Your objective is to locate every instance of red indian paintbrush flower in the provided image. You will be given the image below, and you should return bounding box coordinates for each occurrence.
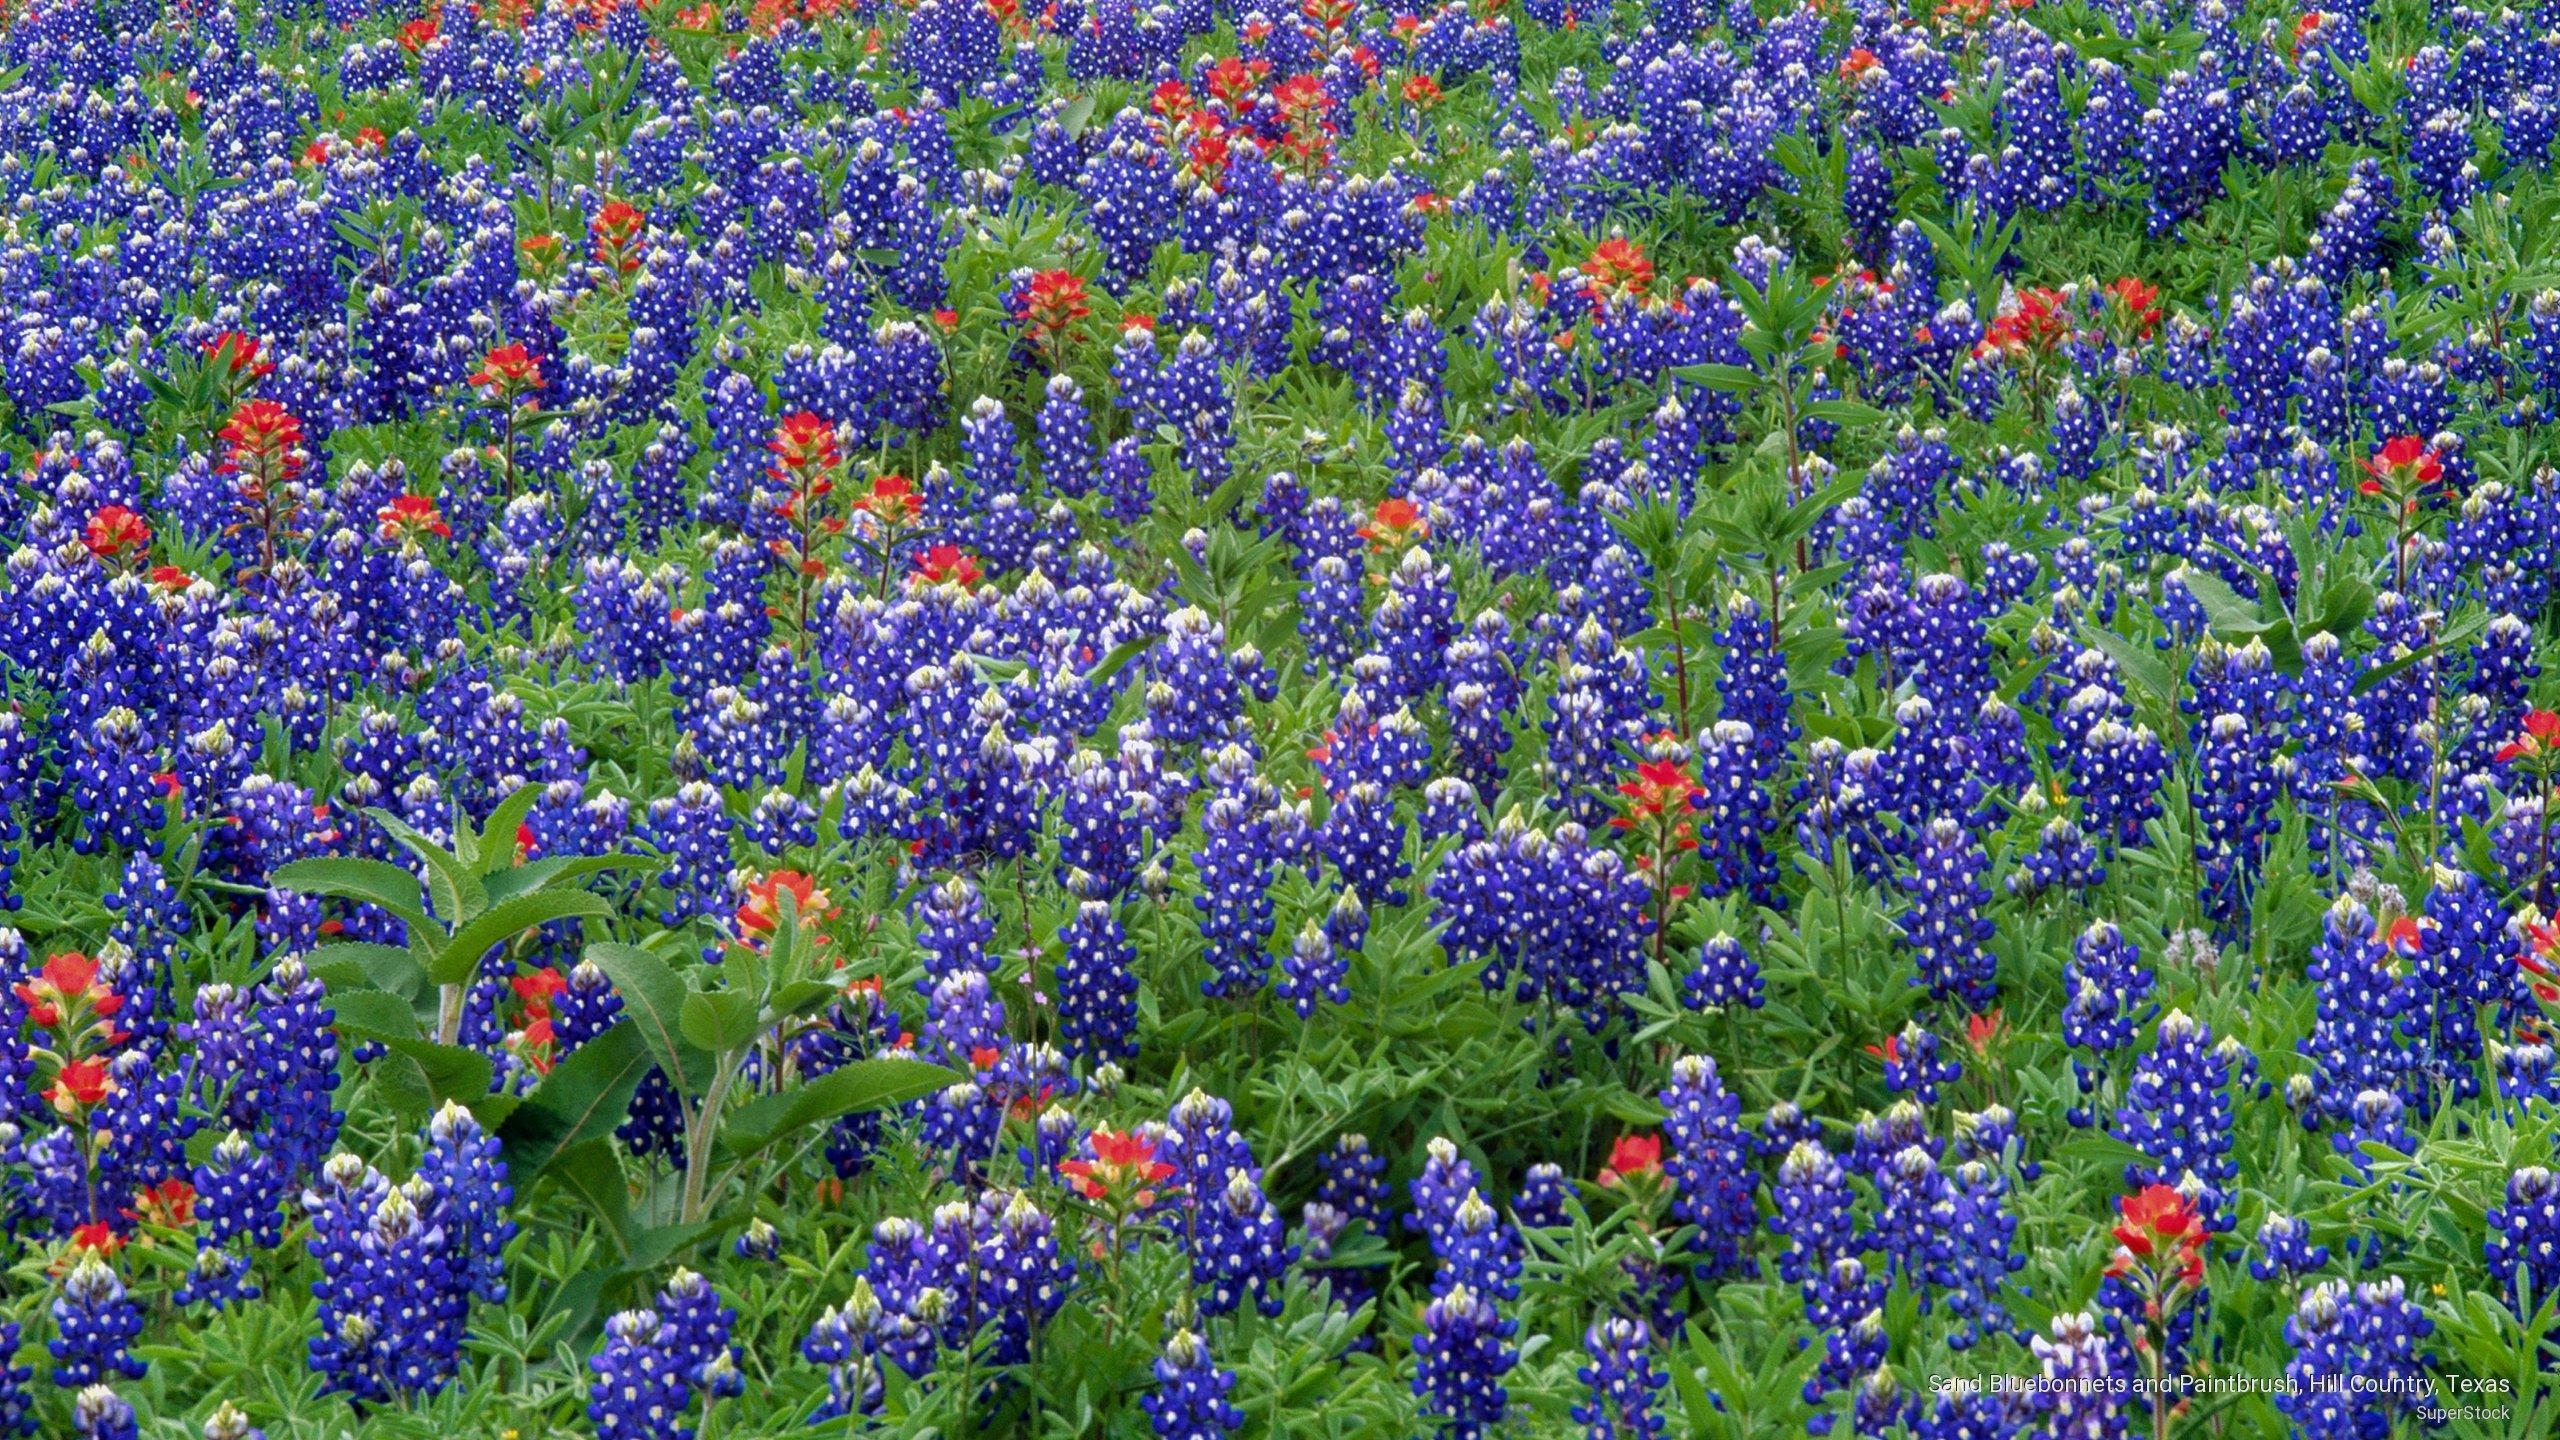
[376,494,451,543]
[46,1055,113,1114]
[14,952,124,1030]
[218,399,306,479]
[853,473,922,527]
[1581,236,1655,303]
[1615,758,1701,820]
[1014,269,1092,349]
[2107,1183,2207,1286]
[201,330,271,382]
[1059,1128,1177,1206]
[83,506,150,561]
[2105,277,2162,336]
[2499,709,2560,765]
[736,870,839,936]
[910,544,983,588]
[469,342,543,398]
[770,412,841,474]
[1358,497,1427,549]
[591,199,648,274]
[1596,1133,1663,1187]
[2360,435,2442,495]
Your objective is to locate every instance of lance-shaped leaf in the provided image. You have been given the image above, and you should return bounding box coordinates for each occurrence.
[364,807,488,922]
[716,1058,956,1156]
[269,858,437,938]
[584,941,710,1095]
[500,1023,652,1178]
[426,889,615,986]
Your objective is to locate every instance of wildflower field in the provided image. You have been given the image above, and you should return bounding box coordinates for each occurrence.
[10,0,2560,1433]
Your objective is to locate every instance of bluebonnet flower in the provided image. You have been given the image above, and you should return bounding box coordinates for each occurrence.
[802,1282,888,1425]
[0,1320,29,1438]
[1277,918,1349,1017]
[2277,1278,2436,1440]
[2061,920,2154,1120]
[1413,1283,1517,1440]
[1682,932,1763,1013]
[2192,711,2287,934]
[2253,1213,2331,1282]
[2299,896,2413,1127]
[70,1387,135,1440]
[50,1254,147,1387]
[1900,817,1998,1008]
[2489,1167,2560,1309]
[1513,1163,1575,1230]
[588,1309,699,1440]
[1057,900,1139,1061]
[2116,1011,2239,1230]
[302,1103,512,1403]
[1318,1134,1391,1227]
[1874,1022,1963,1105]
[1661,1055,1757,1280]
[1772,1140,1857,1285]
[1144,1326,1244,1440]
[1574,1316,1668,1440]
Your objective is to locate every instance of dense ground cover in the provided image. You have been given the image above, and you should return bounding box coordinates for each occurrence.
[4,0,2560,1433]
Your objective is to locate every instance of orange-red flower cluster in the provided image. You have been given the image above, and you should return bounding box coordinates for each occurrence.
[1058,1128,1177,1206]
[2107,1183,2206,1286]
[376,494,452,544]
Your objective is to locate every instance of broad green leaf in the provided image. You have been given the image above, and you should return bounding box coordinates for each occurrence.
[375,1036,497,1111]
[500,1023,652,1178]
[1671,362,1760,393]
[304,942,425,999]
[717,1058,955,1155]
[2079,625,2177,709]
[329,986,425,1043]
[680,988,764,1055]
[2174,568,2276,636]
[585,942,709,1094]
[363,807,488,922]
[482,852,655,904]
[269,858,436,935]
[474,783,547,876]
[428,889,615,987]
[1082,632,1162,689]
[546,1139,635,1259]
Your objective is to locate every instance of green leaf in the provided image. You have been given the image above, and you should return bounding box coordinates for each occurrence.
[428,889,615,987]
[304,942,425,998]
[482,852,655,904]
[329,986,425,1042]
[1799,398,1888,426]
[2173,568,2275,636]
[1671,362,1761,393]
[363,807,488,923]
[2080,625,2178,709]
[375,1037,497,1111]
[500,1023,652,1178]
[680,988,764,1055]
[585,942,709,1095]
[546,1139,635,1260]
[1082,632,1162,689]
[765,978,842,1022]
[717,1058,956,1155]
[474,783,547,876]
[269,857,435,935]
